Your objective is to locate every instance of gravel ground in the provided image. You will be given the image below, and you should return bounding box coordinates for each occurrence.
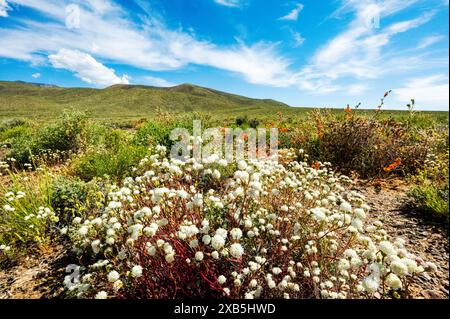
[355,179,449,299]
[0,245,70,299]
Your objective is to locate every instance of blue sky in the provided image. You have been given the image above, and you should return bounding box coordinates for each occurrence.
[0,0,448,110]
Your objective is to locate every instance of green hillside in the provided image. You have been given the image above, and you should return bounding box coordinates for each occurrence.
[0,81,291,121]
[1,81,448,125]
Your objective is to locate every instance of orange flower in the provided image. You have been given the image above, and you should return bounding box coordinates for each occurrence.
[383,158,402,172]
[345,104,351,113]
[312,161,321,170]
[316,118,324,140]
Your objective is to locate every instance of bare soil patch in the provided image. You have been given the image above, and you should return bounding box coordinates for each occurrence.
[354,178,449,299]
[0,244,72,299]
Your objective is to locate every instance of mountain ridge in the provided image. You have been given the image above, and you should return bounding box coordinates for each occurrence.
[0,80,291,120]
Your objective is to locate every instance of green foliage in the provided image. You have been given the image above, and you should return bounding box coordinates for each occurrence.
[408,185,449,221]
[133,120,175,148]
[0,124,32,143]
[7,110,87,165]
[236,116,247,126]
[407,151,449,224]
[248,118,261,129]
[0,119,28,133]
[0,81,290,121]
[51,176,99,222]
[36,110,86,152]
[70,137,148,181]
[133,113,214,149]
[0,168,58,260]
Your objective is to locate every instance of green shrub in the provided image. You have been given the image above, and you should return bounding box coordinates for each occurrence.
[0,119,27,133]
[248,118,260,129]
[133,121,176,148]
[82,122,111,148]
[0,168,58,261]
[284,111,433,177]
[5,129,36,165]
[7,110,86,166]
[70,144,148,181]
[235,116,247,126]
[0,124,32,143]
[51,176,90,221]
[407,151,449,224]
[35,110,86,152]
[408,185,449,222]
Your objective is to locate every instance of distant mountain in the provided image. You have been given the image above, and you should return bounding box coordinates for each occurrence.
[0,81,291,120]
[14,81,59,88]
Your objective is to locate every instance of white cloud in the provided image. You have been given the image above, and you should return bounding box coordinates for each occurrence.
[49,48,129,87]
[8,0,67,19]
[0,0,446,104]
[279,3,304,21]
[214,0,240,8]
[85,0,116,13]
[171,40,295,87]
[292,31,305,47]
[394,74,449,109]
[295,0,440,94]
[386,11,435,34]
[417,35,445,49]
[31,72,41,79]
[0,0,10,17]
[347,84,369,94]
[140,76,175,87]
[328,0,420,21]
[0,0,294,87]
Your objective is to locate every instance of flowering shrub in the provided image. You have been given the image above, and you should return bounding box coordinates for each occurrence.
[0,166,59,261]
[64,146,436,299]
[0,160,9,176]
[7,110,86,166]
[279,110,435,178]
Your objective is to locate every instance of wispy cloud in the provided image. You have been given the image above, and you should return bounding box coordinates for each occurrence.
[279,3,304,21]
[294,1,440,94]
[0,0,294,87]
[291,30,305,47]
[0,0,10,17]
[394,74,449,109]
[327,0,419,21]
[139,76,176,87]
[0,0,446,100]
[347,84,369,94]
[49,48,129,87]
[31,72,41,79]
[417,35,445,49]
[214,0,240,8]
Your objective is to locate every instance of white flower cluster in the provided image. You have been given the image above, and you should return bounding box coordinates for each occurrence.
[65,146,436,299]
[0,189,59,252]
[0,161,9,176]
